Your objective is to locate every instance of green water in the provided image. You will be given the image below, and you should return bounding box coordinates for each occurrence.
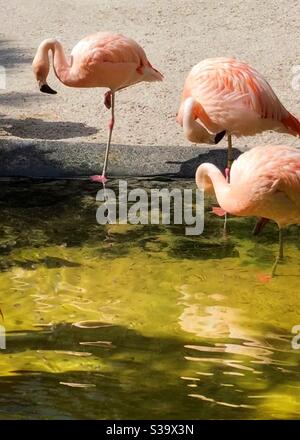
[0,179,299,420]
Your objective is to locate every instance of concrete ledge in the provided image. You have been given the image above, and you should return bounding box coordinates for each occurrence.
[0,139,242,179]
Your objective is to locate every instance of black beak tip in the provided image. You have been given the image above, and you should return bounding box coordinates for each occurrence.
[40,84,57,95]
[214,130,226,144]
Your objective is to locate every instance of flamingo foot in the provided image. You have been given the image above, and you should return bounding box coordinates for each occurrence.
[212,206,227,217]
[104,91,112,109]
[90,174,108,184]
[257,273,272,284]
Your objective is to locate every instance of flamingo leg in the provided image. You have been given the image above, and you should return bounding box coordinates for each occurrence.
[227,134,233,170]
[223,165,231,238]
[278,228,284,259]
[213,165,230,237]
[222,135,234,237]
[91,91,115,184]
[223,212,228,238]
[102,91,115,178]
[271,228,284,277]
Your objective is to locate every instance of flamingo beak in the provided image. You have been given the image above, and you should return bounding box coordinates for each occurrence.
[214,130,226,144]
[40,83,57,94]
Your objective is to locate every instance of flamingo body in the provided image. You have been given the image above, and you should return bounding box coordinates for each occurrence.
[196,144,300,275]
[70,32,162,89]
[196,144,300,227]
[177,58,300,143]
[32,32,163,180]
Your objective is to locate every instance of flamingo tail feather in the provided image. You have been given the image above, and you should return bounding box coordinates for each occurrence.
[282,113,300,136]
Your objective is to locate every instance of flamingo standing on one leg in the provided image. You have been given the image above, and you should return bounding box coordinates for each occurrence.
[177,58,300,169]
[195,144,300,276]
[32,32,163,183]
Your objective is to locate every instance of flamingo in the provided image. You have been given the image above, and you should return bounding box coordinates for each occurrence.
[177,58,300,169]
[195,144,300,276]
[32,32,163,183]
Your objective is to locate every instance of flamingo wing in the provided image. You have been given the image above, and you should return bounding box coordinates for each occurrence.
[231,145,300,211]
[73,33,143,67]
[275,149,300,208]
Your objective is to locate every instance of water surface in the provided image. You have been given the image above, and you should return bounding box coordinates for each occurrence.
[0,179,299,419]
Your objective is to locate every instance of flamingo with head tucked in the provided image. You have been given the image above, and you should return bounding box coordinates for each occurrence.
[196,144,300,276]
[32,32,163,183]
[177,58,300,169]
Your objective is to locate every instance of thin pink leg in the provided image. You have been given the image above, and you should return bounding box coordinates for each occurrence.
[222,152,232,235]
[212,136,232,235]
[91,91,115,184]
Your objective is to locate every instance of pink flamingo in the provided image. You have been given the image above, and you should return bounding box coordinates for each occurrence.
[32,32,163,183]
[177,58,300,169]
[195,144,300,276]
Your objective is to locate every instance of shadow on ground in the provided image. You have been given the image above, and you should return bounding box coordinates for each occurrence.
[0,136,242,178]
[1,116,98,139]
[0,39,32,69]
[165,147,241,178]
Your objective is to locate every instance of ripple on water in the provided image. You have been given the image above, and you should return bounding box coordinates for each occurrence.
[59,382,96,388]
[72,321,116,329]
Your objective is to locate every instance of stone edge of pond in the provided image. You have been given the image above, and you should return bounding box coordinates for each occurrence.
[0,138,245,178]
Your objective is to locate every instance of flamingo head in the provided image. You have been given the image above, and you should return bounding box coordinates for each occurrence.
[32,40,57,94]
[195,164,215,196]
[182,97,218,145]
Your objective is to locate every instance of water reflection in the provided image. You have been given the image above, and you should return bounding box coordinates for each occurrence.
[178,285,300,416]
[0,179,299,419]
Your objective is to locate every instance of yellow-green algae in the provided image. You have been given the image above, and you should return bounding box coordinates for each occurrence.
[0,179,299,419]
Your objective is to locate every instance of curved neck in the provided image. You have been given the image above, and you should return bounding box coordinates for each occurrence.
[38,39,73,86]
[183,97,208,143]
[196,163,236,213]
[183,97,215,144]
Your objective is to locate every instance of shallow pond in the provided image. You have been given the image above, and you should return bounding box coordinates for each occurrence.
[0,179,299,419]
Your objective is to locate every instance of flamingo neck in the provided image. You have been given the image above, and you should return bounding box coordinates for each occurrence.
[183,97,209,143]
[196,163,237,213]
[39,39,73,86]
[182,97,218,144]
